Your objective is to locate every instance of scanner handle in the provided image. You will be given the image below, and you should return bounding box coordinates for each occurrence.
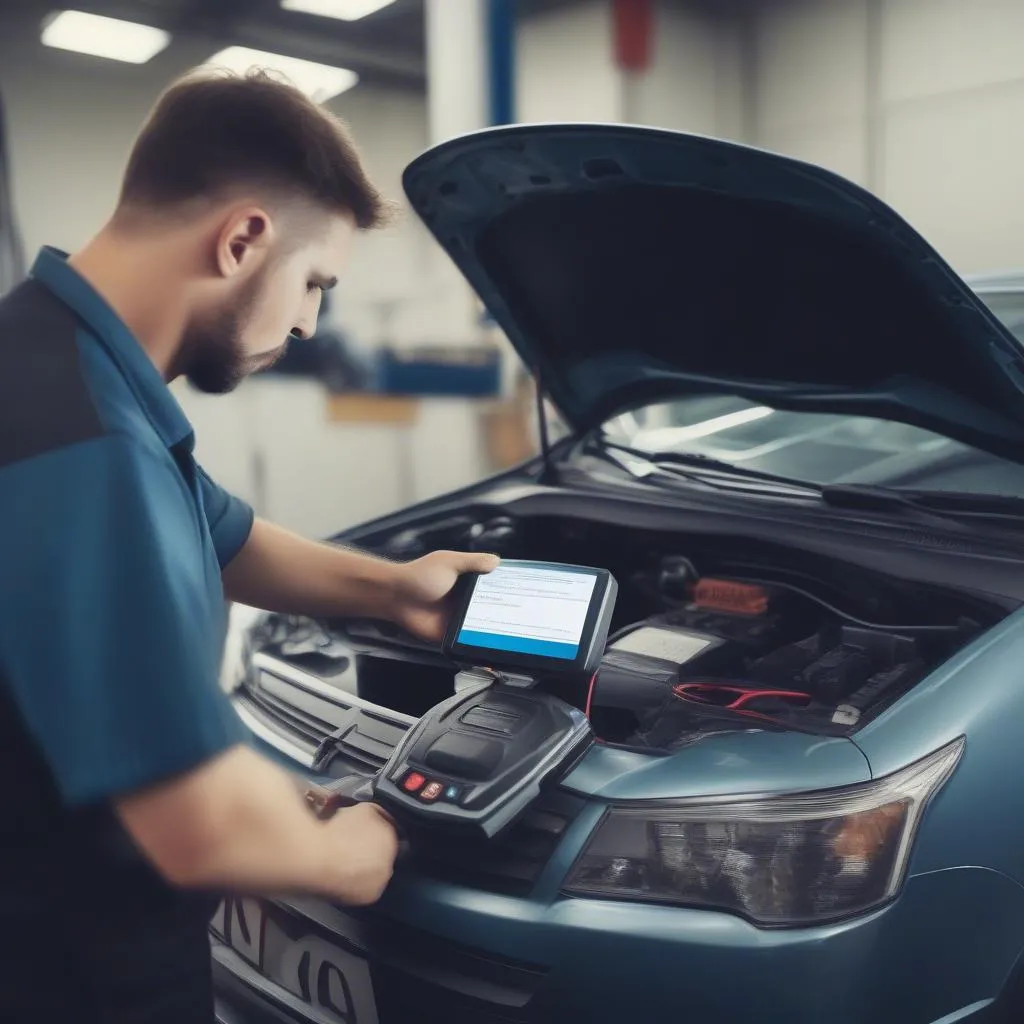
[304,774,376,818]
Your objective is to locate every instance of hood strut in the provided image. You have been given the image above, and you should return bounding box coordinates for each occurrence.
[534,367,555,482]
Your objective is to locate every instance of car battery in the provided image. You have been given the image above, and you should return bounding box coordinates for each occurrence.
[589,580,792,720]
[590,623,733,718]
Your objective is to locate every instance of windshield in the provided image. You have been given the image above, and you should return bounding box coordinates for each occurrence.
[603,286,1024,497]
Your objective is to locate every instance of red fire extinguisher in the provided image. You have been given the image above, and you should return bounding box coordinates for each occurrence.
[612,0,654,73]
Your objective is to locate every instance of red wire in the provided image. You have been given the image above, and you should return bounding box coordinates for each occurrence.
[585,672,597,720]
[673,683,810,710]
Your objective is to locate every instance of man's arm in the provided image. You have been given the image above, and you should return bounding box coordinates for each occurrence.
[221,518,403,619]
[222,518,498,642]
[0,435,396,902]
[117,745,396,904]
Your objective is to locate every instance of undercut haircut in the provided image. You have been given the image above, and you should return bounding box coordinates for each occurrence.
[118,67,391,229]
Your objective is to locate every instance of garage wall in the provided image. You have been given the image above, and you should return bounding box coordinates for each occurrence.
[0,14,491,537]
[516,0,622,121]
[0,16,463,350]
[749,0,1024,274]
[631,0,746,139]
[517,0,743,136]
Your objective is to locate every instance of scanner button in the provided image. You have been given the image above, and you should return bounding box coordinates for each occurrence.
[424,733,504,780]
[420,781,444,802]
[461,704,522,735]
[402,771,426,794]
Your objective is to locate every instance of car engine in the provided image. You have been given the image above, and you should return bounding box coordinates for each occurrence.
[588,574,938,748]
[236,508,999,753]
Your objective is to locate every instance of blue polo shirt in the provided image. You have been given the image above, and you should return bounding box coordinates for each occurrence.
[0,248,258,1019]
[0,247,252,814]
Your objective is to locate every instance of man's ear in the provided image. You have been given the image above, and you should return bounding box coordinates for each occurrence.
[214,206,277,279]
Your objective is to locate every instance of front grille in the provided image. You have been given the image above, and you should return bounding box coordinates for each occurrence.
[325,708,408,774]
[372,964,540,1024]
[233,655,416,772]
[238,685,334,750]
[406,789,585,897]
[358,907,549,1024]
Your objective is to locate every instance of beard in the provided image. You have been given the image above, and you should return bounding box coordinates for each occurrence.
[182,271,290,395]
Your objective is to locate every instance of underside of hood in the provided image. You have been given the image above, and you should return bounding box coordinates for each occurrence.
[403,124,1024,463]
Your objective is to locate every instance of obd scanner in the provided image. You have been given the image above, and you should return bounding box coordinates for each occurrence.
[372,560,617,840]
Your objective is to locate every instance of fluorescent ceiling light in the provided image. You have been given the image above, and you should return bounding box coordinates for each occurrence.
[41,10,170,64]
[204,46,358,103]
[281,0,398,21]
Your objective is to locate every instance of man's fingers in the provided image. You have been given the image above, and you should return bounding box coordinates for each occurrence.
[450,551,500,574]
[368,802,398,828]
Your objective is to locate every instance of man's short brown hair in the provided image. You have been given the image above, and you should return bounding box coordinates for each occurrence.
[118,68,391,229]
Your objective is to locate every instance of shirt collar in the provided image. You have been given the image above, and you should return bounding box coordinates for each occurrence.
[30,246,193,450]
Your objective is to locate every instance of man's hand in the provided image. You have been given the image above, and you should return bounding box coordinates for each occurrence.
[321,803,400,905]
[391,550,499,642]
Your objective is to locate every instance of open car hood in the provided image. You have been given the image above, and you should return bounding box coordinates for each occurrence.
[403,124,1024,463]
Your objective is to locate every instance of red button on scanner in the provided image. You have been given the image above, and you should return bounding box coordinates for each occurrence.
[420,781,444,802]
[402,772,426,794]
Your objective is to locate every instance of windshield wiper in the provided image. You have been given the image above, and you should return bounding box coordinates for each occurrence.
[599,439,821,495]
[593,439,1024,529]
[823,484,1024,526]
[594,443,1024,531]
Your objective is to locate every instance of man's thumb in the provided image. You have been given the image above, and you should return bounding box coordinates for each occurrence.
[454,551,500,574]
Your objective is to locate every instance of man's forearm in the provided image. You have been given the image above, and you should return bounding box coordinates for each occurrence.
[117,746,397,903]
[118,746,334,893]
[222,518,401,620]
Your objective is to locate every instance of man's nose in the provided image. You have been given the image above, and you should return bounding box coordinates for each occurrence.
[292,295,322,341]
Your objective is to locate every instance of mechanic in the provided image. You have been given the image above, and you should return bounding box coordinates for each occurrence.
[0,69,497,1023]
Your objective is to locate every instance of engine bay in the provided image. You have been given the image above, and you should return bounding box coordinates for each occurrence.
[254,508,1006,752]
[588,577,946,748]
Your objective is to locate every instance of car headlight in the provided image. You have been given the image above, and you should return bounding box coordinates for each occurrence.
[563,737,963,927]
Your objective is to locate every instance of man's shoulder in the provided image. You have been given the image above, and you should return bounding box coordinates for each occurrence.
[0,279,107,469]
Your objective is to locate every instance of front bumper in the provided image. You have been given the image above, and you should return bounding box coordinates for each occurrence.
[212,863,1024,1024]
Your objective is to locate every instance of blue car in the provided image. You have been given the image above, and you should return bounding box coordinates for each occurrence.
[211,124,1024,1024]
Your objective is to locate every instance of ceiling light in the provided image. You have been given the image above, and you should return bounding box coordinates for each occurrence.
[41,10,170,64]
[281,0,398,21]
[204,46,358,103]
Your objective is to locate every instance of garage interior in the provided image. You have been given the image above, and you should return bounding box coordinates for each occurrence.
[2,0,1021,539]
[3,2,1024,1023]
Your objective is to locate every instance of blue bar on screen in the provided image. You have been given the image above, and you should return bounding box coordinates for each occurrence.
[457,629,579,660]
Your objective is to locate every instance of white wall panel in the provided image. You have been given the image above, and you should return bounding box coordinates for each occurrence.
[881,0,1024,104]
[750,0,1024,274]
[247,380,407,536]
[753,0,868,137]
[881,84,1024,273]
[764,120,869,185]
[516,1,622,123]
[634,2,721,134]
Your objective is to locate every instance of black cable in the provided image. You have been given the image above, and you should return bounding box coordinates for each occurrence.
[718,574,960,634]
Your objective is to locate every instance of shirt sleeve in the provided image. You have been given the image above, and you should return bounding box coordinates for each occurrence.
[0,434,248,807]
[196,464,254,568]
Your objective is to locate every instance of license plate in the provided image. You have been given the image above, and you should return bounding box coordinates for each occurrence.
[213,897,379,1024]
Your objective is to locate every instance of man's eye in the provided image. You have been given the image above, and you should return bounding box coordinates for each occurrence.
[307,282,321,293]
